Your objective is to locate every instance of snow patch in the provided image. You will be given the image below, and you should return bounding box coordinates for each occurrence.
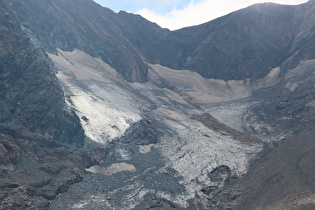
[149,64,253,104]
[86,163,136,176]
[49,49,142,144]
[285,59,315,80]
[139,144,156,154]
[252,67,281,90]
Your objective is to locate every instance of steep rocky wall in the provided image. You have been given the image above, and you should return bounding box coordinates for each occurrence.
[4,0,148,83]
[0,0,84,145]
[0,2,92,208]
[5,0,315,83]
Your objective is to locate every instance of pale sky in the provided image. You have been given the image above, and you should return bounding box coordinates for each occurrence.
[93,0,309,30]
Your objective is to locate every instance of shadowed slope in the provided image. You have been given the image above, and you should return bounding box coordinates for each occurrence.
[0,0,84,144]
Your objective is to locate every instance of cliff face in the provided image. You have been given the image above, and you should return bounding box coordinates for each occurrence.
[176,4,297,80]
[105,1,315,81]
[0,0,84,144]
[0,2,91,208]
[282,0,315,69]
[5,0,315,82]
[128,1,315,80]
[4,0,148,83]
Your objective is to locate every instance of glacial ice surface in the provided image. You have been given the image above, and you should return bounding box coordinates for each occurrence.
[49,49,268,208]
[49,49,142,144]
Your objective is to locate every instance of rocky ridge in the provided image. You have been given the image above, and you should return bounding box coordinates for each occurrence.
[5,0,315,82]
[4,0,149,83]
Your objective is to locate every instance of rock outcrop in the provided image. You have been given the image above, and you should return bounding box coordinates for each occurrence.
[0,2,91,208]
[0,0,84,144]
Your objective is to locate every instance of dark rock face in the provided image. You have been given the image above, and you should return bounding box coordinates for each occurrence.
[5,0,315,82]
[115,1,315,81]
[251,64,315,136]
[0,0,84,145]
[4,0,148,83]
[282,0,315,70]
[0,3,91,208]
[0,133,107,209]
[179,4,297,80]
[213,130,315,210]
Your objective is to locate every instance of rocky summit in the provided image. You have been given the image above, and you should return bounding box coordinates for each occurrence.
[1,0,315,209]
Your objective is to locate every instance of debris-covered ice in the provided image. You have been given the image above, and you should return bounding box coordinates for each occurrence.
[49,49,271,208]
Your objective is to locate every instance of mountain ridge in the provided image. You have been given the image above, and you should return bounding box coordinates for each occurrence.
[5,0,315,82]
[4,0,149,82]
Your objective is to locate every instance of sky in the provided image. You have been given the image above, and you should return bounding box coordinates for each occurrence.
[93,0,309,30]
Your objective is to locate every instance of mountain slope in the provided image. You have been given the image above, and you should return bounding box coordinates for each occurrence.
[1,0,315,209]
[5,0,315,82]
[0,2,101,209]
[117,1,315,80]
[4,0,148,82]
[178,3,297,80]
[0,0,84,144]
[282,0,315,70]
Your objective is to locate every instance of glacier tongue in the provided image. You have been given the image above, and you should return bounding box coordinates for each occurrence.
[49,49,142,144]
[63,82,141,143]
